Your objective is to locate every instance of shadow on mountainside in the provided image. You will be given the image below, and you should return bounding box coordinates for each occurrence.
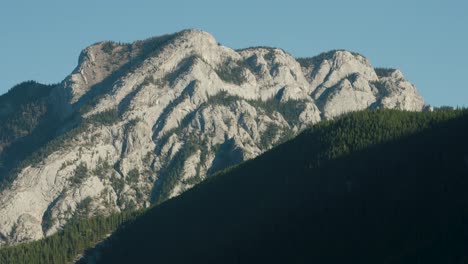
[88,110,468,264]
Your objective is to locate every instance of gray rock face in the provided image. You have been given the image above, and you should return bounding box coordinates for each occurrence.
[299,51,423,119]
[0,30,425,246]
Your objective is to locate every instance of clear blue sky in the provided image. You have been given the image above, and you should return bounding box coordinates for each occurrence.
[0,0,466,106]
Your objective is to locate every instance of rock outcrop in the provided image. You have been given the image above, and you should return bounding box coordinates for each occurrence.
[0,29,425,245]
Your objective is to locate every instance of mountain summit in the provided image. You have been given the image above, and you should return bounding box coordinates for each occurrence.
[0,29,424,245]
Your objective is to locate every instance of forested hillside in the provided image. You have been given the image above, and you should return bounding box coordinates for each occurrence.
[0,81,57,181]
[90,109,468,264]
[2,109,466,263]
[0,210,140,263]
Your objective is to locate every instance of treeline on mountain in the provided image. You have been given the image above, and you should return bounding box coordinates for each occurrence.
[0,102,120,191]
[0,76,127,192]
[0,210,140,264]
[1,109,467,263]
[0,81,55,150]
[374,67,397,78]
[0,81,57,179]
[87,109,467,264]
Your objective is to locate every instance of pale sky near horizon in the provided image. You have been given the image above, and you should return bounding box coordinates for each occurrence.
[0,0,466,106]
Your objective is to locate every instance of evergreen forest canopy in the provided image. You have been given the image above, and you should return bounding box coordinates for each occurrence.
[0,81,56,173]
[0,108,467,263]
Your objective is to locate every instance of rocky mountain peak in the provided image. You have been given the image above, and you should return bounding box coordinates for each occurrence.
[67,41,131,104]
[177,29,218,45]
[0,29,425,246]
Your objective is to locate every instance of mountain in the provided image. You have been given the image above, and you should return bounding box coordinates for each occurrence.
[0,29,425,245]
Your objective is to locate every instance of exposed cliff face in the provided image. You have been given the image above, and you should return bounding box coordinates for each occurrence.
[0,29,425,245]
[298,51,424,119]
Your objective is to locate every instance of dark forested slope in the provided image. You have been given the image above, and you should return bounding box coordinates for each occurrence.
[0,81,58,184]
[1,109,467,263]
[87,109,468,264]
